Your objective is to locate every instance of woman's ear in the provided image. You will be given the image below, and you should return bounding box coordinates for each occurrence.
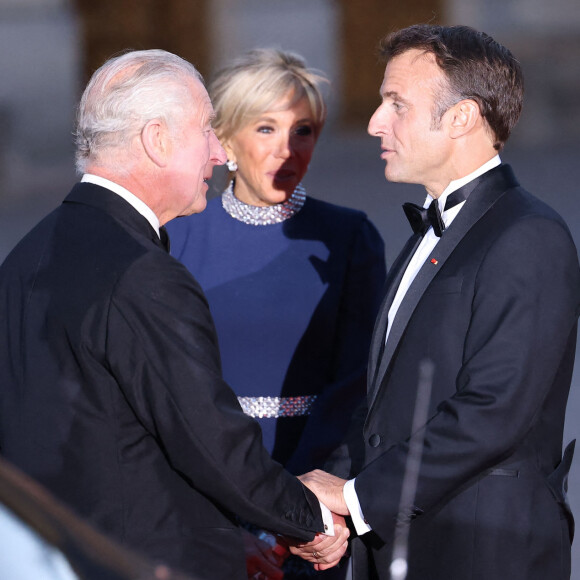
[222,140,236,164]
[141,119,170,167]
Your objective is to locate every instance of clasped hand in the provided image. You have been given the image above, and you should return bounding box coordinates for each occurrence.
[245,470,351,576]
[287,512,350,571]
[287,470,351,570]
[300,469,350,515]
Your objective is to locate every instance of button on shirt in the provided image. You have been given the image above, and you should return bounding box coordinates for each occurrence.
[344,155,501,535]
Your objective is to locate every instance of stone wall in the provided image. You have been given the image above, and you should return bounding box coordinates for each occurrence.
[446,0,580,147]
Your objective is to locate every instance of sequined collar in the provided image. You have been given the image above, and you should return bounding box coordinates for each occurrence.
[221,181,306,225]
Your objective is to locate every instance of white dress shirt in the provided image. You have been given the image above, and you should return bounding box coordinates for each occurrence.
[345,155,501,535]
[81,174,161,237]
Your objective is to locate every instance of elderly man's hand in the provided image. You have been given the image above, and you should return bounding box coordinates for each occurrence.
[288,513,349,570]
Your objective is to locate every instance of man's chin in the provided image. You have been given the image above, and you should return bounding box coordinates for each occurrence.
[384,166,408,184]
[195,197,208,213]
[175,197,208,219]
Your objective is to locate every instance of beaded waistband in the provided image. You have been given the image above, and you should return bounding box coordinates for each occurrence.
[237,395,317,418]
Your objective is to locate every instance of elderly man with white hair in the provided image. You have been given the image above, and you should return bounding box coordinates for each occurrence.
[0,49,348,579]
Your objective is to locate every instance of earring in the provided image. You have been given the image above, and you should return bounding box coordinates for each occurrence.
[226,160,238,172]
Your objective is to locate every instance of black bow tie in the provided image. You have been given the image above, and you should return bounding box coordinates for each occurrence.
[402,190,466,237]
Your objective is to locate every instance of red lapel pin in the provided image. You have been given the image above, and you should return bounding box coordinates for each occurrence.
[430,258,438,265]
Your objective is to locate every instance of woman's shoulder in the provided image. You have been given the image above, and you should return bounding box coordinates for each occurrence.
[303,196,367,220]
[167,195,224,233]
[299,197,385,258]
[165,195,228,258]
[301,196,381,236]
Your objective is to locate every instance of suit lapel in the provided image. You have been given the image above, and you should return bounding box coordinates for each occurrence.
[368,233,422,387]
[368,165,520,409]
[63,182,167,252]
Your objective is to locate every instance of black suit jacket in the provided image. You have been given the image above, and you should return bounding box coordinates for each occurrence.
[332,165,580,580]
[0,457,196,580]
[0,183,323,579]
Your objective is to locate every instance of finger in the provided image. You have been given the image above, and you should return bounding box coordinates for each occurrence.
[310,525,349,553]
[294,542,348,565]
[315,559,343,571]
[313,541,349,565]
[313,537,349,569]
[311,528,350,564]
[289,525,349,558]
[289,533,326,551]
[321,538,349,563]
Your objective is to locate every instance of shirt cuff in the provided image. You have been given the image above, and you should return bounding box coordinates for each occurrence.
[319,501,335,536]
[343,478,372,536]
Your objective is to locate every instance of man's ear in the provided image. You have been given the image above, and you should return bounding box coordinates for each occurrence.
[448,99,481,140]
[141,119,170,167]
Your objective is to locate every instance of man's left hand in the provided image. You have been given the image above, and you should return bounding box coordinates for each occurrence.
[287,513,349,570]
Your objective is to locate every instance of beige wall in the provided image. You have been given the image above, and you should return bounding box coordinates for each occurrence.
[338,0,444,126]
[74,0,211,81]
[445,0,580,146]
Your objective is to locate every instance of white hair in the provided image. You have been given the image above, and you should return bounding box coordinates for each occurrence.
[74,49,202,174]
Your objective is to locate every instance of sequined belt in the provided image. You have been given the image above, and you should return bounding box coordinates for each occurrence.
[237,395,317,418]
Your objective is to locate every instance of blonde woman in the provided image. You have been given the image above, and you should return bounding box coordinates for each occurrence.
[167,48,386,579]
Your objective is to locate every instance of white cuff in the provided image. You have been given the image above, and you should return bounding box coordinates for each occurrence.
[319,501,335,536]
[343,478,372,536]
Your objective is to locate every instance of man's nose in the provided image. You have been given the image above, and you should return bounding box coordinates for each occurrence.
[368,104,392,137]
[212,132,227,164]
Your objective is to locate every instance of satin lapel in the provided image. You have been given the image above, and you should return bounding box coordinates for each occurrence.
[368,164,520,409]
[368,233,422,389]
[63,182,165,251]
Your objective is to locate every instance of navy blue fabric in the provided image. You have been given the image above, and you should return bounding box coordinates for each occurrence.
[167,195,386,475]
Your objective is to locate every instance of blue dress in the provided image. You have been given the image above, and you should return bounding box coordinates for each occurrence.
[167,194,386,475]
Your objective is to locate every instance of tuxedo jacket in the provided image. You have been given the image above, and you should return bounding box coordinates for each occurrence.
[331,165,580,580]
[0,183,323,579]
[0,457,196,580]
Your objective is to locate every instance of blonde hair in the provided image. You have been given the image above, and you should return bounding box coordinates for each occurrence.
[209,48,328,143]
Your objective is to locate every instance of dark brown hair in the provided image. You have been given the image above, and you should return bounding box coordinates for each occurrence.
[379,25,524,150]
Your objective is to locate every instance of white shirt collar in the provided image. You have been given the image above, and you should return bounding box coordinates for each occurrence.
[81,174,160,236]
[423,155,502,211]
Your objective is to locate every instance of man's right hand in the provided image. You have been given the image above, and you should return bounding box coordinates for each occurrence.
[299,470,350,516]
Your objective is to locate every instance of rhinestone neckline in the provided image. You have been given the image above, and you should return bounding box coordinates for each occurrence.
[221,181,306,226]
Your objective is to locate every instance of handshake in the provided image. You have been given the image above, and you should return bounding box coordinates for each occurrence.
[247,470,351,580]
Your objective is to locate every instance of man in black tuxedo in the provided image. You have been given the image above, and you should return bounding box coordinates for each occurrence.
[293,25,580,580]
[0,49,348,579]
